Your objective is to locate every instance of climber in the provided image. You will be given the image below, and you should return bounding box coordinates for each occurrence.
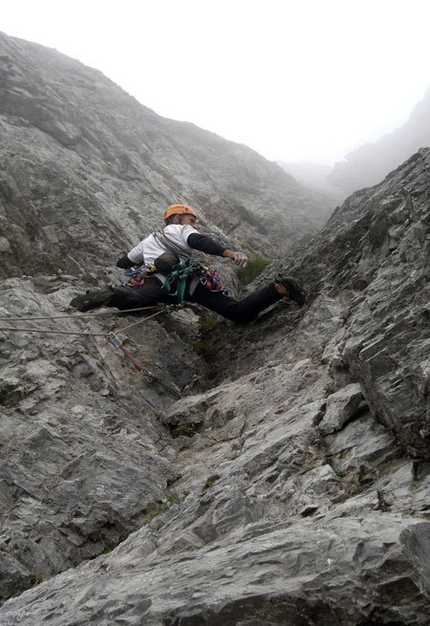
[69,204,306,323]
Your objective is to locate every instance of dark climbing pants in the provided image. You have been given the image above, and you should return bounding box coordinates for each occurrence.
[110,277,282,324]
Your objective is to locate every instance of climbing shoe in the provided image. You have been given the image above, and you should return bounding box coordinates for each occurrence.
[69,288,114,312]
[274,275,307,307]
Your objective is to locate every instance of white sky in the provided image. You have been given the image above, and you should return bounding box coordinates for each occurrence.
[1,0,430,166]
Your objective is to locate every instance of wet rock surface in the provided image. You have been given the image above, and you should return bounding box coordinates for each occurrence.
[0,31,429,626]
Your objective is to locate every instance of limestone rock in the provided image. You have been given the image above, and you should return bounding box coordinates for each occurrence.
[0,30,336,283]
[316,382,364,435]
[0,31,429,626]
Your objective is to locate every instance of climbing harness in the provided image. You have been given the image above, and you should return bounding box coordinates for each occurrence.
[127,230,225,304]
[162,258,202,303]
[162,259,225,304]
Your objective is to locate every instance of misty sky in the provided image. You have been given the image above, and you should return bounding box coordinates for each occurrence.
[1,0,430,166]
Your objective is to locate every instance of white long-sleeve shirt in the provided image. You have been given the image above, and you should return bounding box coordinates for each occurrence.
[126,224,197,265]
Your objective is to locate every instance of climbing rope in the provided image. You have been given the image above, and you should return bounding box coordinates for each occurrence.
[0,326,106,337]
[0,303,182,401]
[118,308,170,333]
[0,305,171,336]
[0,304,166,322]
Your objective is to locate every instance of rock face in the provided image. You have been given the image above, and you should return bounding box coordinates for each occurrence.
[328,86,430,193]
[0,30,336,283]
[0,31,429,626]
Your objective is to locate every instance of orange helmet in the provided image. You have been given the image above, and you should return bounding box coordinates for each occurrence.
[163,204,197,223]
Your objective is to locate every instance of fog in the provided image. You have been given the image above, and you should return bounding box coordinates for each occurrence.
[2,0,430,165]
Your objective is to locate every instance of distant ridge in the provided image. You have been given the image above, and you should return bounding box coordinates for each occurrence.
[327,86,430,193]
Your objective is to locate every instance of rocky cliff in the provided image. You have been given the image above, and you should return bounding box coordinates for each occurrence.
[328,87,430,194]
[0,30,336,282]
[0,31,429,626]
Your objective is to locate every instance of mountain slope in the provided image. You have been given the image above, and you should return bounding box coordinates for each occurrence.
[0,31,428,626]
[0,31,336,281]
[0,137,429,621]
[328,87,430,193]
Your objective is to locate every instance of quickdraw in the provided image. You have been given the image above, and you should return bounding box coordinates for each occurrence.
[106,332,181,400]
[124,263,157,287]
[200,267,224,291]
